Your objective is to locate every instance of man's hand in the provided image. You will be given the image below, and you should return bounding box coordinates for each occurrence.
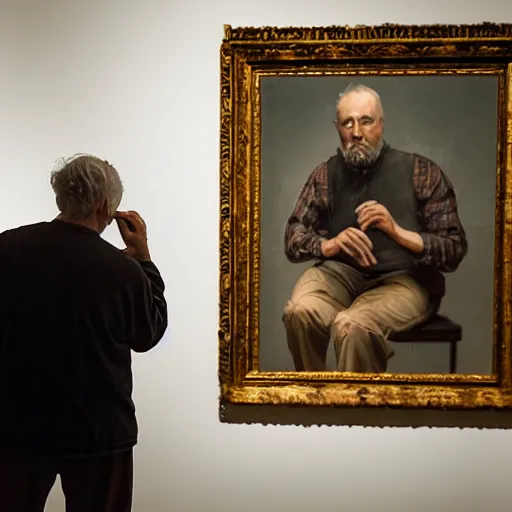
[114,210,151,262]
[356,200,398,237]
[321,227,377,267]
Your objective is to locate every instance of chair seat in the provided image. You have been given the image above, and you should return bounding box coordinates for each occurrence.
[388,314,462,343]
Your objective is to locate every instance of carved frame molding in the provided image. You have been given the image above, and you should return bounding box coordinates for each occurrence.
[218,23,512,426]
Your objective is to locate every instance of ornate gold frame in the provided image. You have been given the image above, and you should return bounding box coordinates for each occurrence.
[218,23,512,427]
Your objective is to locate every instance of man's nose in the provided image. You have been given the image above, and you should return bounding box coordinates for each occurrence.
[352,122,362,139]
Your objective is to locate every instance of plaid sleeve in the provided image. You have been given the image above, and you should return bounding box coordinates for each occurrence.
[413,155,468,272]
[284,162,330,263]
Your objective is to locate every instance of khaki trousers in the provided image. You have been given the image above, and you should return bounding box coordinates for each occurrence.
[283,260,433,373]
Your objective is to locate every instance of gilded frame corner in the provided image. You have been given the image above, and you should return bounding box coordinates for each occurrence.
[218,22,512,427]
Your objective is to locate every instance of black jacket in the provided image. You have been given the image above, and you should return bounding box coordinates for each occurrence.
[0,219,168,456]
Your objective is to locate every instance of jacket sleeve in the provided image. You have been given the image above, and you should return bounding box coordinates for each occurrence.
[284,163,330,263]
[125,259,168,353]
[413,156,468,273]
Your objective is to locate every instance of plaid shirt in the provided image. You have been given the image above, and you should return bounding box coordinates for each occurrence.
[284,150,468,273]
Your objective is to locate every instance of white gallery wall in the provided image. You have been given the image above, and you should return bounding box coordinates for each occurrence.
[1,0,511,511]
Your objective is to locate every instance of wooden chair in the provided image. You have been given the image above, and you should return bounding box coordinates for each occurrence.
[388,314,462,373]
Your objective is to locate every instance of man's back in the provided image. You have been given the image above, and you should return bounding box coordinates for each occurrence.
[0,219,167,456]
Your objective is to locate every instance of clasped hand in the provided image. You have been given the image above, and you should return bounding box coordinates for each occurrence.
[355,200,397,236]
[321,200,398,267]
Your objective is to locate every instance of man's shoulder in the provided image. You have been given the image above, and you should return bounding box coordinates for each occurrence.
[301,158,332,183]
[0,221,48,241]
[322,153,339,172]
[385,146,418,162]
[93,239,144,272]
[387,146,439,169]
[315,158,334,171]
[79,239,151,290]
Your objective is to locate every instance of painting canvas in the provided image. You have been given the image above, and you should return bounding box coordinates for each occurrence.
[259,73,496,377]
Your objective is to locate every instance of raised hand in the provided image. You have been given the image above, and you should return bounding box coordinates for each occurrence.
[114,210,151,262]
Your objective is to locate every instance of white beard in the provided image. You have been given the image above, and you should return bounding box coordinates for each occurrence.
[341,139,384,171]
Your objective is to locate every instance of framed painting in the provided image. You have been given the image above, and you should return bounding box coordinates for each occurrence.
[218,23,512,427]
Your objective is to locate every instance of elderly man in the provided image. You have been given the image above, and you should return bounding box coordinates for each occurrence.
[0,154,168,511]
[283,83,467,373]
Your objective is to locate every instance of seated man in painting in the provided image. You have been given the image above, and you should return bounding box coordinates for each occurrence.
[282,83,468,373]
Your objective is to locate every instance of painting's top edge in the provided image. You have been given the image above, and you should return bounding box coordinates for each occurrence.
[222,22,512,42]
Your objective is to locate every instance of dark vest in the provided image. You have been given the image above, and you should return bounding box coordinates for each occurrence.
[327,144,421,278]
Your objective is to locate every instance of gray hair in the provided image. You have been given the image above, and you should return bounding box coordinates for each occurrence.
[50,153,123,220]
[336,83,384,119]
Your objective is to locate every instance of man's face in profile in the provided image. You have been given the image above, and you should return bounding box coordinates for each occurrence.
[335,91,384,170]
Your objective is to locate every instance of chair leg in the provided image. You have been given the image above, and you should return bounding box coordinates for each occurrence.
[449,341,457,373]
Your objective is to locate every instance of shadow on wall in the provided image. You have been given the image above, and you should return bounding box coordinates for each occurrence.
[220,401,512,429]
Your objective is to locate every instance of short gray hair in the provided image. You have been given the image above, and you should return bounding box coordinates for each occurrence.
[50,153,123,220]
[336,83,384,119]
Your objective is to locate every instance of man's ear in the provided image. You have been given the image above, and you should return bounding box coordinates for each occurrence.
[95,200,110,223]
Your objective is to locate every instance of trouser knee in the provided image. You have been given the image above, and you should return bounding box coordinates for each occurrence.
[331,312,376,348]
[283,300,312,326]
